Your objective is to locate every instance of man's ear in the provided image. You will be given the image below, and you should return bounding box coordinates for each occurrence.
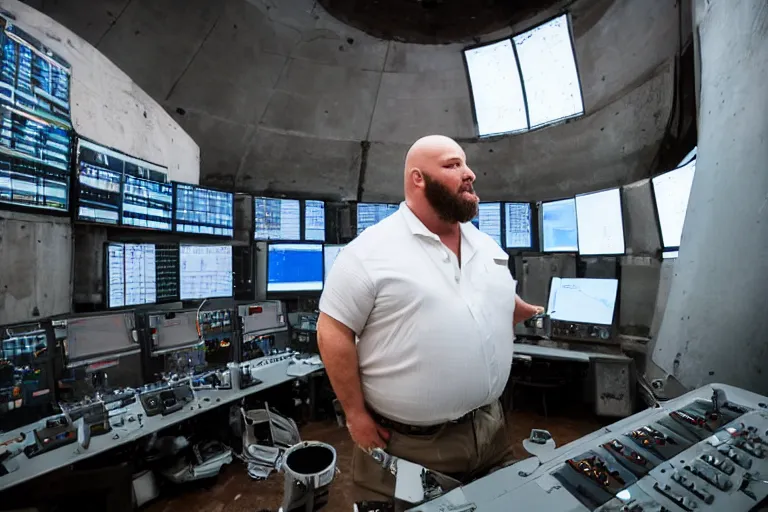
[410,168,424,187]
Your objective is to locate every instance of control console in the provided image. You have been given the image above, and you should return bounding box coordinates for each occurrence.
[551,320,613,342]
[410,384,768,512]
[139,382,194,417]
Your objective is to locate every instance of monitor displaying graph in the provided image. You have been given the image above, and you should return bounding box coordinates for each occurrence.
[179,245,232,300]
[547,277,619,326]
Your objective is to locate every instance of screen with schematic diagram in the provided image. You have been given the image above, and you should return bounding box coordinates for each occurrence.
[106,242,179,308]
[179,245,233,300]
[504,202,533,249]
[471,202,502,246]
[547,277,619,326]
[304,200,325,241]
[356,203,398,235]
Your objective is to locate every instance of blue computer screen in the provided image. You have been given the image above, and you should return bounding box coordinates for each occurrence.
[470,202,502,246]
[267,243,323,293]
[541,198,578,252]
[356,203,398,235]
[254,197,301,240]
[304,200,326,241]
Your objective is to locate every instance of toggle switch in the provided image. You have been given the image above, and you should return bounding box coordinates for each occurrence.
[717,444,752,469]
[685,464,732,491]
[653,482,698,511]
[701,454,735,475]
[672,471,715,504]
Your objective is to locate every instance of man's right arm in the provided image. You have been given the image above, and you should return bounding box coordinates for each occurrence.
[317,251,389,450]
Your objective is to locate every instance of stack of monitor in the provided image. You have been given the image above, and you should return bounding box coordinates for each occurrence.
[253,197,325,242]
[106,243,233,309]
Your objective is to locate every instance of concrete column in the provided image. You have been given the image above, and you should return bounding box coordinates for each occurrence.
[650,0,768,394]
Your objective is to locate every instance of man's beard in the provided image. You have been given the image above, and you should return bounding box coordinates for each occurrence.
[423,173,478,223]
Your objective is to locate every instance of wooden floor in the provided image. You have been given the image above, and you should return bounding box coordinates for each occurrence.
[144,404,607,512]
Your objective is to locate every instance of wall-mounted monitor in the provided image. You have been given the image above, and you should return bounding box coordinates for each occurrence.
[504,202,533,249]
[304,200,326,242]
[547,277,619,326]
[253,197,301,241]
[575,188,625,256]
[652,159,696,251]
[0,23,72,127]
[323,244,346,281]
[356,203,398,235]
[75,138,171,228]
[267,243,323,293]
[541,198,578,252]
[179,245,233,300]
[174,183,234,237]
[105,242,180,308]
[471,202,502,246]
[0,106,72,213]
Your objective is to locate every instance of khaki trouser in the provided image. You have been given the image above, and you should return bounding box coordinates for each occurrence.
[352,400,515,508]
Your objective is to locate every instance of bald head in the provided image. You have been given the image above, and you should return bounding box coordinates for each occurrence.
[403,135,478,224]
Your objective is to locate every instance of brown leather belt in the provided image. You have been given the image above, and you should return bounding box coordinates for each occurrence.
[371,404,492,436]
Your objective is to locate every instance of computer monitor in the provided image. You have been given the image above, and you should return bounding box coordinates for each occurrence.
[471,202,502,246]
[575,188,625,255]
[267,243,323,293]
[304,200,326,241]
[174,183,234,237]
[0,108,71,213]
[547,277,619,326]
[541,198,578,252]
[75,139,123,225]
[64,313,138,365]
[324,244,347,281]
[504,202,533,249]
[106,243,179,308]
[253,197,301,241]
[122,175,173,231]
[179,245,233,300]
[652,159,696,250]
[356,203,398,235]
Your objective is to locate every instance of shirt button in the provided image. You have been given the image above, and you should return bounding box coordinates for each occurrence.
[455,275,460,283]
[442,251,450,262]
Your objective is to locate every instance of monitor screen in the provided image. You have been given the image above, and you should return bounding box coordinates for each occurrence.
[504,202,533,248]
[324,244,346,281]
[547,277,619,326]
[575,189,625,255]
[541,198,578,252]
[122,175,172,231]
[471,202,502,246]
[106,243,126,308]
[179,245,233,300]
[652,159,696,249]
[174,183,234,237]
[267,243,323,293]
[304,200,326,241]
[253,197,301,240]
[65,314,136,363]
[155,244,180,303]
[0,107,71,212]
[356,203,398,235]
[124,244,156,307]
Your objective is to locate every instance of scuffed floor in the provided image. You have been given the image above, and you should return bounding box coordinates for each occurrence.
[144,407,607,512]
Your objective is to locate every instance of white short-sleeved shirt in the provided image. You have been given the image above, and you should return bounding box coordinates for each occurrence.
[319,202,517,426]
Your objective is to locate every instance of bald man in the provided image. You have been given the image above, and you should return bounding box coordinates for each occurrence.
[318,135,543,507]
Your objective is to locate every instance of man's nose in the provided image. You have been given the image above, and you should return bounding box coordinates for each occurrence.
[463,166,476,182]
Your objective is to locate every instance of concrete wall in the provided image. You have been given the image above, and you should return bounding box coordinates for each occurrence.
[0,0,200,183]
[0,211,72,325]
[35,0,684,201]
[651,0,768,394]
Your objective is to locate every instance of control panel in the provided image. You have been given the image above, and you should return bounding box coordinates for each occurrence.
[551,320,613,342]
[410,384,768,512]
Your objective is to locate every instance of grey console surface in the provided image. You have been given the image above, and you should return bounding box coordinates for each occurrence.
[410,384,768,512]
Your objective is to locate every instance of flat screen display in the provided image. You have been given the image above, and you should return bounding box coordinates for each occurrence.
[356,203,398,235]
[323,244,346,281]
[304,200,325,241]
[253,197,301,240]
[76,139,170,227]
[541,198,578,252]
[471,202,502,246]
[575,188,625,255]
[179,245,233,300]
[652,159,696,250]
[106,243,125,308]
[106,243,180,308]
[267,243,323,293]
[547,277,619,326]
[504,202,533,248]
[174,184,234,237]
[0,106,71,212]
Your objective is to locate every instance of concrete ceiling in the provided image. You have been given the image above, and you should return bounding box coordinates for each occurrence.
[32,0,688,203]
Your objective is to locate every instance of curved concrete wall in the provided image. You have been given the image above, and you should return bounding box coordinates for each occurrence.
[36,0,683,201]
[0,0,199,183]
[651,0,768,394]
